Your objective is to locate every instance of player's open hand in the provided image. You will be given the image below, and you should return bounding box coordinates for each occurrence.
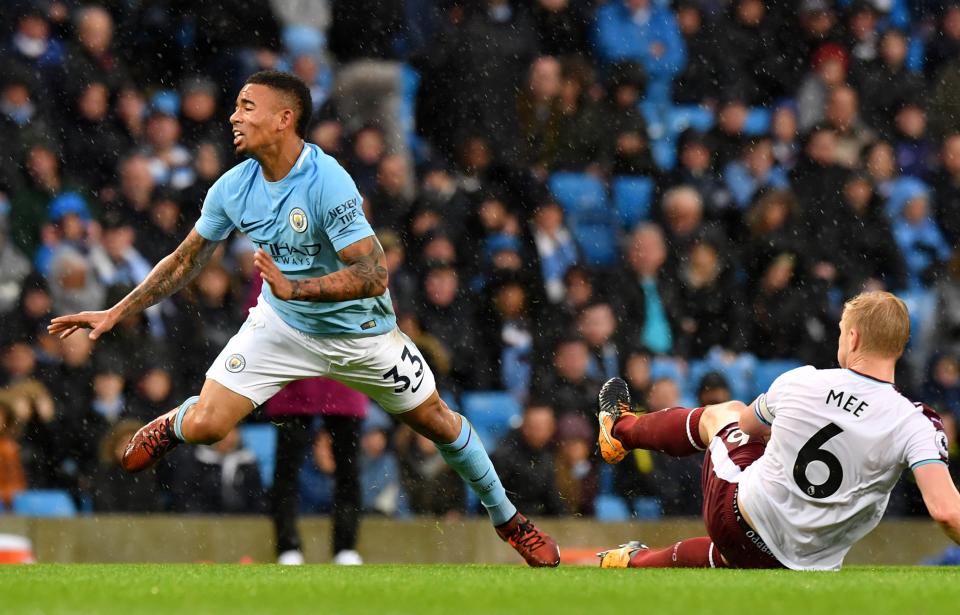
[254,249,295,300]
[47,309,119,341]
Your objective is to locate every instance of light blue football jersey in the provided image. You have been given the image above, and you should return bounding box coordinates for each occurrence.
[195,143,396,336]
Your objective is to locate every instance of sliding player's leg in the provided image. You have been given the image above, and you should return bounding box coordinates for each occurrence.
[596,377,745,464]
[598,537,728,569]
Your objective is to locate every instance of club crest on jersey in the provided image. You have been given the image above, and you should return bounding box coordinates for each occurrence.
[225,354,246,373]
[289,208,308,233]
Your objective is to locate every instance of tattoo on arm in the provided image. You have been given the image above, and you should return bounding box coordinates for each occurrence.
[289,237,389,302]
[114,229,221,318]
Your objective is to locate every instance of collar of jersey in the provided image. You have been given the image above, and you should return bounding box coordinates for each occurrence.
[846,368,894,385]
[261,142,310,185]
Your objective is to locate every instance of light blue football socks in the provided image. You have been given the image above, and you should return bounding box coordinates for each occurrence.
[172,395,200,442]
[436,414,517,526]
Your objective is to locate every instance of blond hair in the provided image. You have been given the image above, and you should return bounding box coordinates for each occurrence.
[842,291,910,358]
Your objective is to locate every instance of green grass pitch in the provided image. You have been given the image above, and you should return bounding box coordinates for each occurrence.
[2,564,958,614]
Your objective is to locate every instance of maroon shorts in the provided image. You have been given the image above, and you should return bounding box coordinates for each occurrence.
[700,423,784,569]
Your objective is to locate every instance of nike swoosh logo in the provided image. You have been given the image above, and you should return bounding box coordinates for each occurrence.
[239,218,266,233]
[467,468,491,483]
[411,375,424,393]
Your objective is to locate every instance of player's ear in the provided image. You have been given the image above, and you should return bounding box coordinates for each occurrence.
[277,108,293,133]
[849,327,860,353]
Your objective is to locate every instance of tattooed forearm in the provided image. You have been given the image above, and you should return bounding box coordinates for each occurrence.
[113,229,221,318]
[288,237,389,302]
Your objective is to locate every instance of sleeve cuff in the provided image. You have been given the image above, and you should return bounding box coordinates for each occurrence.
[910,459,948,471]
[754,394,774,426]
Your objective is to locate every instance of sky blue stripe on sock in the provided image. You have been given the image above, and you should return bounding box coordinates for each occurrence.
[173,396,199,441]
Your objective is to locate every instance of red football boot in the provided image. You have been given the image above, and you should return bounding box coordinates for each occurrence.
[122,408,181,472]
[495,512,561,567]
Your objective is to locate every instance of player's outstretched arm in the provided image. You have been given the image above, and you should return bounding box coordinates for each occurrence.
[254,235,388,302]
[914,462,960,544]
[48,229,222,340]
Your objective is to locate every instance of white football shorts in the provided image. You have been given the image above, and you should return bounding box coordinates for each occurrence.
[206,297,436,413]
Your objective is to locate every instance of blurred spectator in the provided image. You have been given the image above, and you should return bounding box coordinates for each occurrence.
[550,57,605,173]
[607,224,680,355]
[676,239,748,358]
[396,425,464,517]
[741,190,803,291]
[142,105,195,190]
[797,43,849,131]
[64,80,125,191]
[5,273,52,344]
[892,100,936,178]
[137,192,186,265]
[127,367,175,423]
[526,199,578,304]
[9,143,86,256]
[750,254,812,359]
[532,337,600,419]
[926,4,960,80]
[63,5,129,92]
[719,0,793,105]
[299,427,336,514]
[491,402,563,516]
[360,422,401,516]
[792,124,849,233]
[179,76,230,150]
[5,6,65,98]
[92,419,160,512]
[771,104,801,170]
[672,0,722,106]
[826,173,906,293]
[891,184,950,290]
[368,154,415,233]
[930,134,960,245]
[934,255,960,362]
[417,264,479,390]
[531,0,590,57]
[170,427,264,514]
[0,340,57,487]
[708,98,750,168]
[347,126,386,197]
[0,399,26,508]
[855,28,923,139]
[480,277,534,396]
[665,131,731,220]
[697,372,732,406]
[576,302,623,382]
[89,211,152,288]
[593,0,686,104]
[722,137,789,209]
[516,56,563,172]
[553,414,597,516]
[0,207,31,315]
[824,84,876,169]
[604,62,656,176]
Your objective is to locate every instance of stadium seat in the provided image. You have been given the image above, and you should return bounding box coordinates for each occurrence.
[666,105,715,134]
[751,360,804,397]
[461,391,522,452]
[570,222,619,268]
[239,423,278,489]
[594,494,631,522]
[649,357,686,388]
[632,497,662,520]
[686,353,756,403]
[548,173,609,220]
[611,176,655,229]
[11,490,77,518]
[743,107,772,136]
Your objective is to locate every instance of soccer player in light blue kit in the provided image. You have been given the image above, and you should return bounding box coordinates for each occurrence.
[49,71,560,566]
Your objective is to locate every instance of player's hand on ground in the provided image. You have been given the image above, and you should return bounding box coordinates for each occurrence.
[254,249,295,300]
[47,309,119,340]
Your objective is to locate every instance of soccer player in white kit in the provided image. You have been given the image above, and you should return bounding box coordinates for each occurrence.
[594,291,960,570]
[48,71,559,567]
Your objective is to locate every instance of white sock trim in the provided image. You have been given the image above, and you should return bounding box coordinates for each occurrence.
[708,542,716,569]
[685,409,705,451]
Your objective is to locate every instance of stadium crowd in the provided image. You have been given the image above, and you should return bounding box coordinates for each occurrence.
[1,0,959,520]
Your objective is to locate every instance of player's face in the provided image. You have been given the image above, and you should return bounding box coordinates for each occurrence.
[229,84,288,155]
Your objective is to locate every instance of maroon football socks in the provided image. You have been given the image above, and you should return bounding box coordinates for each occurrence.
[611,406,706,456]
[629,537,726,568]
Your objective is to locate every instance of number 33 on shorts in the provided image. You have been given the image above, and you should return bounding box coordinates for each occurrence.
[382,345,425,394]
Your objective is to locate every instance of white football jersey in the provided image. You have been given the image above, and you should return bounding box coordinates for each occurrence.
[738,366,949,571]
